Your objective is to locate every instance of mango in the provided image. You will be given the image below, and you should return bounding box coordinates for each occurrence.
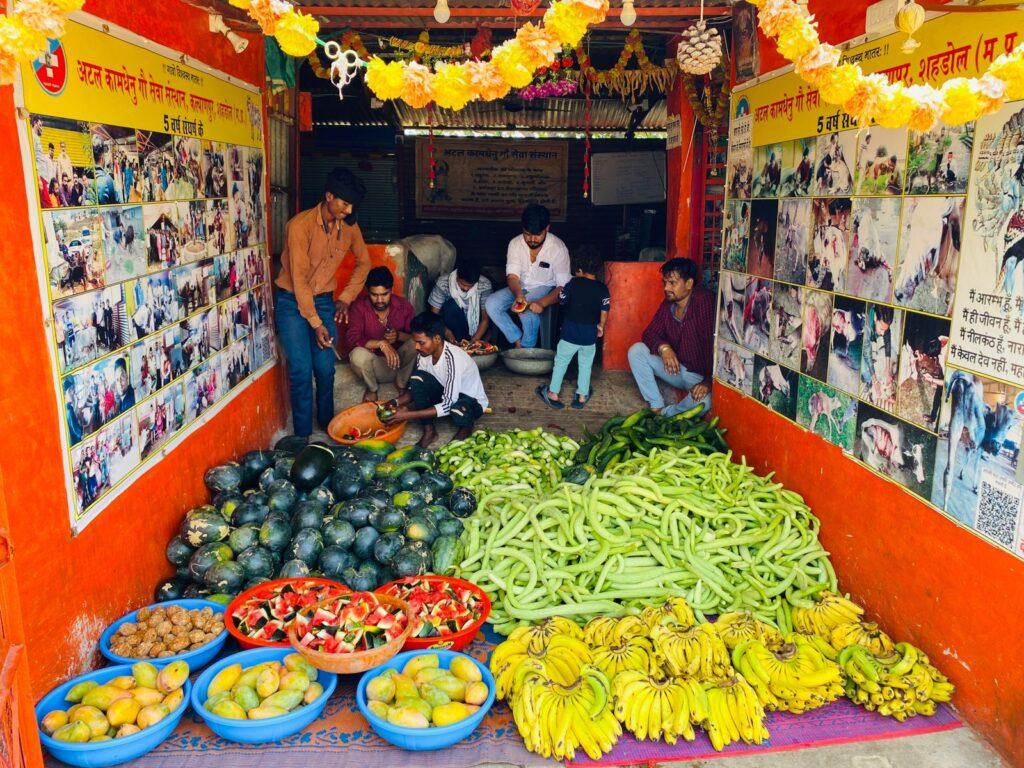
[163,689,185,712]
[386,706,430,729]
[464,681,489,706]
[414,668,448,685]
[247,704,288,720]
[40,710,68,735]
[367,700,389,720]
[137,703,170,729]
[234,663,270,691]
[52,721,91,743]
[66,680,99,703]
[431,702,476,727]
[132,687,165,707]
[132,662,159,690]
[65,704,84,721]
[116,724,142,738]
[303,682,325,705]
[233,685,260,711]
[283,654,318,681]
[392,674,418,701]
[395,697,432,722]
[89,735,113,742]
[449,656,482,683]
[431,674,466,703]
[108,675,137,690]
[204,691,231,712]
[419,684,450,709]
[365,674,396,703]
[211,700,247,720]
[156,661,189,694]
[72,707,110,737]
[402,654,439,679]
[279,670,311,693]
[107,697,142,727]
[262,690,303,711]
[206,663,242,699]
[256,667,280,698]
[82,684,132,711]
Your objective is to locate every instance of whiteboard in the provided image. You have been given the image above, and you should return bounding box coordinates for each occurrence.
[591,151,667,206]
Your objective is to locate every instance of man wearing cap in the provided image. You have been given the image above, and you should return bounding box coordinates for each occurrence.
[276,168,370,441]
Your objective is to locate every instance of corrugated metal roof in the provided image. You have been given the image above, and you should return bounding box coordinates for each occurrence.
[390,96,668,130]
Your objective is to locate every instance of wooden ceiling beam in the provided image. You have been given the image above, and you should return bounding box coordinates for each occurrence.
[318,19,710,28]
[303,5,730,16]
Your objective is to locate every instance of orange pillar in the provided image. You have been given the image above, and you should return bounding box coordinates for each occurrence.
[664,47,698,263]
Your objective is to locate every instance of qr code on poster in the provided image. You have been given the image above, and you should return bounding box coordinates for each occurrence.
[976,470,1023,549]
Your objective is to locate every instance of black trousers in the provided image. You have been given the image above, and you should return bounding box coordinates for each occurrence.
[408,370,483,428]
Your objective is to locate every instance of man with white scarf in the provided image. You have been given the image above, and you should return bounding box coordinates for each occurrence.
[428,257,493,343]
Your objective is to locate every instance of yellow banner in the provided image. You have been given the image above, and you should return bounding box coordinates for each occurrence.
[736,9,1024,146]
[21,19,263,147]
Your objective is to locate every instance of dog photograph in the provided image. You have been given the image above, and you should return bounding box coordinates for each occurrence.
[800,289,833,382]
[856,403,937,500]
[753,355,798,420]
[716,339,754,395]
[718,271,747,346]
[797,377,858,451]
[808,197,851,291]
[742,278,773,355]
[827,295,865,396]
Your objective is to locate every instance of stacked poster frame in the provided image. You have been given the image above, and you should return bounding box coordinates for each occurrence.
[16,17,275,532]
[715,10,1024,560]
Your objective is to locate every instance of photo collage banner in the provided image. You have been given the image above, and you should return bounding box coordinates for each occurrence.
[19,20,274,531]
[716,11,1024,560]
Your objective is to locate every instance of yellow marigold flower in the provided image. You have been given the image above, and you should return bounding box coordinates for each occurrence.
[465,60,511,101]
[976,72,1007,116]
[777,15,819,61]
[544,2,589,47]
[795,43,841,87]
[873,84,915,128]
[14,0,67,39]
[492,42,534,89]
[988,47,1024,101]
[432,62,475,111]
[365,58,405,101]
[274,10,318,57]
[515,22,561,70]
[905,84,945,133]
[940,77,983,125]
[0,15,47,61]
[562,0,609,25]
[842,72,887,127]
[819,62,861,105]
[758,0,806,38]
[401,60,434,108]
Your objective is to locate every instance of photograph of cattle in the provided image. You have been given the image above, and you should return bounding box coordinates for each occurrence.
[860,303,904,413]
[905,122,973,195]
[753,355,798,419]
[752,142,785,197]
[746,200,778,278]
[827,295,865,395]
[742,278,773,355]
[896,312,950,430]
[717,271,747,345]
[855,403,937,500]
[846,197,900,303]
[769,282,803,368]
[931,371,1022,527]
[808,197,851,292]
[853,126,908,196]
[813,131,855,195]
[775,198,811,284]
[715,340,754,395]
[797,377,858,451]
[723,200,750,272]
[801,289,833,381]
[894,196,963,316]
[780,137,816,197]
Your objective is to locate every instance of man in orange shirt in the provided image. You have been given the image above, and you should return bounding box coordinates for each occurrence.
[276,168,370,440]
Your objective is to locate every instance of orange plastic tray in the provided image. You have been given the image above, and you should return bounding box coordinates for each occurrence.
[376,576,491,652]
[327,401,407,445]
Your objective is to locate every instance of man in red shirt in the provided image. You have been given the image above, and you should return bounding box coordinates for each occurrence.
[628,257,714,416]
[345,266,417,402]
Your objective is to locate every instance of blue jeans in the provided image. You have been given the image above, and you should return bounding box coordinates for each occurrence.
[275,289,336,437]
[440,298,471,342]
[485,285,555,347]
[627,342,710,416]
[549,339,597,397]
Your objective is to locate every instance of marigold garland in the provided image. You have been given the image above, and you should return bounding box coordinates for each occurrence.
[230,0,320,58]
[748,0,1024,130]
[571,30,677,99]
[0,0,84,85]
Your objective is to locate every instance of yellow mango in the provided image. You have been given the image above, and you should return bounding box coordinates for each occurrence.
[255,667,280,698]
[156,661,189,694]
[234,663,269,691]
[402,654,439,680]
[136,703,170,729]
[392,674,418,701]
[367,700,389,719]
[131,662,159,690]
[116,724,141,738]
[89,735,113,742]
[204,691,231,712]
[395,697,432,721]
[283,654,318,681]
[431,702,476,727]
[52,721,91,743]
[365,674,396,703]
[82,684,132,711]
[414,668,448,685]
[464,681,489,706]
[386,706,429,729]
[449,656,482,684]
[207,663,243,699]
[279,670,310,693]
[211,700,247,719]
[132,687,165,707]
[262,690,303,711]
[107,675,137,690]
[247,704,288,720]
[303,682,324,704]
[107,697,142,727]
[233,685,259,711]
[65,680,99,703]
[419,684,450,709]
[430,674,466,703]
[72,707,110,737]
[163,689,185,712]
[40,710,68,735]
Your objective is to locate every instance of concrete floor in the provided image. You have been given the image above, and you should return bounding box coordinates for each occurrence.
[287,360,1007,768]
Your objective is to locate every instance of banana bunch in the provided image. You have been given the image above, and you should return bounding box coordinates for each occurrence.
[583,617,621,646]
[651,622,733,680]
[491,632,593,698]
[791,629,840,661]
[509,660,621,760]
[611,670,707,743]
[507,617,584,651]
[791,591,864,636]
[829,620,895,656]
[732,635,844,713]
[592,635,656,680]
[639,597,697,630]
[703,676,770,751]
[715,611,784,650]
[840,643,954,721]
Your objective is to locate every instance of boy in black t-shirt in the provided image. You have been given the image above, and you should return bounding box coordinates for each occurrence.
[536,246,610,409]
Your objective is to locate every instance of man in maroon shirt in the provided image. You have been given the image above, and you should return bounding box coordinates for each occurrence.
[628,257,714,416]
[345,266,417,402]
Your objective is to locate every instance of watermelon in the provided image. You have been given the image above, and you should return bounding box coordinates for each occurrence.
[291,500,325,532]
[182,583,212,598]
[330,464,364,501]
[404,516,437,545]
[369,507,405,534]
[319,546,357,579]
[431,535,462,575]
[449,487,477,518]
[291,445,335,491]
[278,559,311,578]
[216,492,245,520]
[334,499,373,528]
[275,435,309,454]
[228,523,261,554]
[240,449,276,486]
[154,578,186,602]
[181,511,230,548]
[342,562,380,591]
[268,484,298,515]
[306,485,335,508]
[421,471,454,496]
[362,489,391,511]
[393,491,427,513]
[204,561,246,593]
[231,501,268,528]
[205,462,243,494]
[274,456,295,480]
[258,466,277,491]
[188,542,233,581]
[174,564,192,581]
[373,532,406,566]
[289,528,324,565]
[352,526,380,562]
[392,545,429,578]
[259,517,292,551]
[397,469,422,491]
[237,545,276,580]
[436,517,464,538]
[165,535,195,566]
[322,518,356,549]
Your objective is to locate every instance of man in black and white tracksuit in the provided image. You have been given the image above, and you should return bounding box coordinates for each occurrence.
[380,312,489,447]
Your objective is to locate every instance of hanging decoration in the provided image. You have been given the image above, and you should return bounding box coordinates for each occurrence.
[427,104,437,189]
[323,41,366,100]
[520,77,578,100]
[510,0,542,15]
[747,0,1024,130]
[894,1,925,54]
[229,0,321,58]
[676,20,723,75]
[0,0,85,85]
[572,30,678,99]
[682,52,729,149]
[583,79,592,199]
[470,26,493,59]
[388,31,466,59]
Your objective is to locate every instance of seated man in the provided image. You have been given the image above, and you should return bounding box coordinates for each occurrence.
[344,266,418,402]
[485,203,570,349]
[628,257,713,416]
[382,313,489,448]
[428,256,493,343]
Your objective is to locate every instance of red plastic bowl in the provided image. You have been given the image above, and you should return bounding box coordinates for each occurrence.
[225,577,349,649]
[376,576,491,652]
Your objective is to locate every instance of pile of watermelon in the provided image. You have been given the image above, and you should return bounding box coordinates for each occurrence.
[293,592,409,653]
[156,437,477,603]
[380,579,484,639]
[231,580,347,644]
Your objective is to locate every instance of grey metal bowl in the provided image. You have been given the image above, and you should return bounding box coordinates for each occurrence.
[501,348,555,375]
[472,351,499,370]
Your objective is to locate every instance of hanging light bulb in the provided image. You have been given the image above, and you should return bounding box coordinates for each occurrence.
[620,0,636,27]
[895,0,925,53]
[434,0,451,24]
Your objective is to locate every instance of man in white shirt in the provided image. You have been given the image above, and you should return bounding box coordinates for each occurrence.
[382,313,489,447]
[485,203,571,348]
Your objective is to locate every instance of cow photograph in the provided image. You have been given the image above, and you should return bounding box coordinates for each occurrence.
[801,289,833,381]
[775,198,811,284]
[715,340,754,395]
[797,377,858,451]
[905,122,973,195]
[896,312,949,430]
[717,271,748,345]
[746,200,778,278]
[859,303,903,412]
[723,200,750,272]
[827,295,865,395]
[845,197,900,303]
[742,278,773,355]
[894,196,963,316]
[854,126,908,196]
[769,282,803,368]
[727,144,753,200]
[855,404,937,500]
[931,371,1022,527]
[780,137,816,197]
[752,142,785,197]
[753,355,798,419]
[808,197,851,291]
[813,131,855,195]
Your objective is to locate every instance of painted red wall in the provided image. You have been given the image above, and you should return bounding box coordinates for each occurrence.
[602,261,665,370]
[0,0,286,710]
[665,40,698,261]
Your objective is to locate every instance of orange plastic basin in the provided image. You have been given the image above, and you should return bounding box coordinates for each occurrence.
[327,401,407,445]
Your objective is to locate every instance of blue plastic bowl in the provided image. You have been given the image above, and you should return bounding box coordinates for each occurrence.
[35,664,192,768]
[190,647,337,744]
[99,599,227,671]
[356,650,495,751]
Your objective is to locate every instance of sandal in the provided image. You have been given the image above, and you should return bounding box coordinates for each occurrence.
[571,392,591,409]
[536,385,564,410]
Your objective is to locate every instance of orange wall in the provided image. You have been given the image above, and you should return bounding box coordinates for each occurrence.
[602,261,665,370]
[0,0,286,706]
[665,46,698,262]
[714,386,1024,765]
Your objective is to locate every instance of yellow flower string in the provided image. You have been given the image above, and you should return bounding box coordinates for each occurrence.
[0,0,84,84]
